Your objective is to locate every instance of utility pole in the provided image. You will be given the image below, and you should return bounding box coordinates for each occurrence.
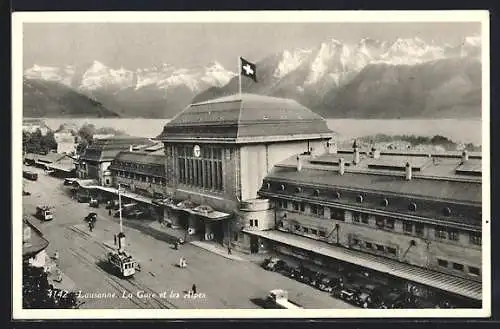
[118,183,123,233]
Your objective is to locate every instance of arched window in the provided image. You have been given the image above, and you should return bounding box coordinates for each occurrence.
[280,184,286,191]
[335,191,341,199]
[295,187,302,193]
[313,189,320,197]
[409,202,417,211]
[265,182,271,190]
[357,195,364,203]
[443,207,452,216]
[381,198,389,207]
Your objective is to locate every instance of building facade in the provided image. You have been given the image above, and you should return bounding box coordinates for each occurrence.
[76,136,152,185]
[247,145,482,303]
[157,94,334,244]
[54,132,77,154]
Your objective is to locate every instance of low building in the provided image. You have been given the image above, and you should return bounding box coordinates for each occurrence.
[101,149,167,220]
[23,218,49,268]
[54,132,77,155]
[156,93,333,244]
[23,119,50,136]
[245,144,482,305]
[76,136,152,185]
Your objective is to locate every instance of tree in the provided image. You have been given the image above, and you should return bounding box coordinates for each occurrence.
[78,124,96,143]
[23,263,80,309]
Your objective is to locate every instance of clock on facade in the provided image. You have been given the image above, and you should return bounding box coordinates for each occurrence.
[193,145,201,158]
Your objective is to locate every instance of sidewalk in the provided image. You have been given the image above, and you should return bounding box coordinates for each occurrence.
[190,240,246,261]
[44,254,76,291]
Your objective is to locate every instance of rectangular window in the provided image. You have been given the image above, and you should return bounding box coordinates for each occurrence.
[352,212,361,223]
[415,224,424,236]
[435,226,447,239]
[387,247,397,255]
[376,244,385,252]
[403,221,413,233]
[375,217,385,228]
[385,218,395,230]
[361,213,369,224]
[310,229,318,235]
[330,208,345,221]
[469,266,480,276]
[448,229,459,241]
[318,206,324,217]
[319,231,326,238]
[302,227,309,234]
[300,203,305,212]
[254,220,259,227]
[452,263,464,271]
[249,220,253,227]
[282,200,288,209]
[438,259,448,267]
[310,204,318,215]
[365,242,373,249]
[294,225,300,231]
[470,232,481,245]
[293,202,299,211]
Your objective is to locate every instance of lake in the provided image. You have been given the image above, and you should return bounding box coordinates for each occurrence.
[41,118,482,145]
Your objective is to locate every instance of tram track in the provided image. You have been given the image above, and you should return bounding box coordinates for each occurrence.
[66,226,178,309]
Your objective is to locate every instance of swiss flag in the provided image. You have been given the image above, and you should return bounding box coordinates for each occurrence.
[240,57,257,82]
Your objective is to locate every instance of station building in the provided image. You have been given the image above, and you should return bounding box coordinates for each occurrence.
[156,93,333,244]
[248,145,482,304]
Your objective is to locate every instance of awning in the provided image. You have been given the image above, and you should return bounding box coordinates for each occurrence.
[72,179,99,189]
[243,229,482,301]
[94,186,155,206]
[166,201,231,221]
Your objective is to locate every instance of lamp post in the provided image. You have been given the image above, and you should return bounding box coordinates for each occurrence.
[118,183,123,233]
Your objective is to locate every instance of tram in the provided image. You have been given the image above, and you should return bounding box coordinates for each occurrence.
[107,250,136,278]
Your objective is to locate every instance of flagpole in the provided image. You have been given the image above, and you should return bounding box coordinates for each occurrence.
[238,57,242,95]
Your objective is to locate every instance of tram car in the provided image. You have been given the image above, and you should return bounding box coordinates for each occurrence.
[107,250,136,278]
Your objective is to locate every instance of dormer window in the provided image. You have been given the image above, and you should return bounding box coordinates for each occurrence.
[357,195,364,203]
[313,189,320,197]
[265,182,271,190]
[280,184,286,191]
[443,207,452,217]
[335,191,341,199]
[295,187,302,193]
[409,202,417,212]
[381,198,389,207]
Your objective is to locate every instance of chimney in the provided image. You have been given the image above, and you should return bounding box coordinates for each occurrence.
[405,162,412,180]
[353,147,360,165]
[462,150,469,162]
[328,140,338,154]
[338,158,345,175]
[296,155,303,172]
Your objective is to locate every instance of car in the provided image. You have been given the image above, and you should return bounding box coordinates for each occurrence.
[380,291,406,309]
[89,198,99,208]
[338,288,357,303]
[318,276,341,293]
[127,209,146,219]
[262,257,286,271]
[310,272,326,288]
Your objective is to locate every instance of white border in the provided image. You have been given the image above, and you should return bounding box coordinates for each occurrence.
[12,10,491,319]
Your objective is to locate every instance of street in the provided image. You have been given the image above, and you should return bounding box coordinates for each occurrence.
[22,166,355,309]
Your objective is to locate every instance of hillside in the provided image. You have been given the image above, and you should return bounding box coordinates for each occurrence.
[23,79,119,118]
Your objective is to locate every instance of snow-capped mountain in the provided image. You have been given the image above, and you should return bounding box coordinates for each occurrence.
[24,35,481,119]
[194,35,482,119]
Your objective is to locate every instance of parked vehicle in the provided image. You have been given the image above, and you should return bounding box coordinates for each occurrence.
[77,193,91,203]
[338,288,357,303]
[36,206,54,221]
[318,275,341,293]
[262,257,287,272]
[63,178,76,186]
[127,209,146,219]
[23,171,38,181]
[380,290,406,309]
[265,289,302,309]
[89,198,99,208]
[310,272,327,288]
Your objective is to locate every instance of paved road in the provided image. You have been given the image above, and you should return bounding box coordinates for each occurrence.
[22,167,355,309]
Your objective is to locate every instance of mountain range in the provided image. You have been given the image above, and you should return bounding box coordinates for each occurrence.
[24,35,481,119]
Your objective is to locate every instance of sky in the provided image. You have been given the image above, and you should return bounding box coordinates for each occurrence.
[23,22,480,70]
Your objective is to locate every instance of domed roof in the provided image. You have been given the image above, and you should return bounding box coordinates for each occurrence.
[158,93,333,143]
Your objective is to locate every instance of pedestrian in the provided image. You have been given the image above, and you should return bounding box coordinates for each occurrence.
[227,246,232,255]
[114,234,117,245]
[108,209,112,216]
[192,284,197,294]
